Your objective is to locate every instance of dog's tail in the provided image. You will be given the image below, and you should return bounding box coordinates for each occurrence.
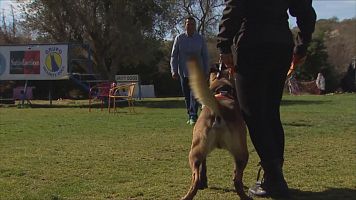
[187,58,220,115]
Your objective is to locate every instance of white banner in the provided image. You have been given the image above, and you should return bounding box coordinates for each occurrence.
[115,74,139,82]
[0,44,69,80]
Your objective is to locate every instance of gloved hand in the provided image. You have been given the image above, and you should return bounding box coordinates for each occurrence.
[219,53,234,69]
[172,73,179,80]
[287,54,306,77]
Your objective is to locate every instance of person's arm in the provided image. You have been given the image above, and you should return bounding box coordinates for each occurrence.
[289,0,316,58]
[170,35,180,79]
[216,0,245,55]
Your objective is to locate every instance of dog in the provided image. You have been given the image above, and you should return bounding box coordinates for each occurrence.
[181,59,251,200]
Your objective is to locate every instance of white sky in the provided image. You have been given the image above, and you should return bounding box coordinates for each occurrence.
[1,0,356,28]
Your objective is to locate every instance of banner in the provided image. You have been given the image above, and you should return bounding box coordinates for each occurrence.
[0,44,69,80]
[115,75,139,82]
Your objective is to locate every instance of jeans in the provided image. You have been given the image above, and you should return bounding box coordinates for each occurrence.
[235,44,293,162]
[180,76,199,119]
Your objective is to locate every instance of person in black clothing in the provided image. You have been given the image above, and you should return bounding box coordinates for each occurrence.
[217,0,316,198]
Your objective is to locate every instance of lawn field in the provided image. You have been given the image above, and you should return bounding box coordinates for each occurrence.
[0,94,355,200]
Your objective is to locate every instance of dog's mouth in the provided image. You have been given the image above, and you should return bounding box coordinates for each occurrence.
[214,84,236,99]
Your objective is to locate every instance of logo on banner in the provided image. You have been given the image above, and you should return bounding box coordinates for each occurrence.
[0,53,5,75]
[43,47,64,77]
[10,51,40,74]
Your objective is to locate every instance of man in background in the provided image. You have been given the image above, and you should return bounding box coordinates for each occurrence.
[170,16,209,125]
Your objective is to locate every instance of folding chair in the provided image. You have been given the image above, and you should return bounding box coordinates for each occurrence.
[108,83,136,113]
[88,82,113,112]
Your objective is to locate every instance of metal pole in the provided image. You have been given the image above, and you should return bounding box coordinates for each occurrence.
[49,81,53,106]
[138,76,142,100]
[21,80,28,107]
[353,57,356,88]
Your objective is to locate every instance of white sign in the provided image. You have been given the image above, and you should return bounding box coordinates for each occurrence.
[115,74,139,82]
[0,44,69,80]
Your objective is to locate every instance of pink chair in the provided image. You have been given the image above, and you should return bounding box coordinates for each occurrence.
[88,82,113,112]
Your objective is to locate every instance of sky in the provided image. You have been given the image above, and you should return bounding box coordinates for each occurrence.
[0,0,355,28]
[289,0,356,27]
[313,0,356,20]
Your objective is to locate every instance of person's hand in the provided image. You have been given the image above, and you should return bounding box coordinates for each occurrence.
[172,73,179,80]
[292,54,306,65]
[287,54,307,76]
[219,53,234,68]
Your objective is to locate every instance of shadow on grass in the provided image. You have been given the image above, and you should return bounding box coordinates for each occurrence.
[283,122,313,127]
[290,188,356,200]
[208,187,356,200]
[15,102,112,109]
[14,99,330,109]
[209,186,237,193]
[136,99,186,109]
[15,99,187,109]
[29,104,85,108]
[281,99,330,106]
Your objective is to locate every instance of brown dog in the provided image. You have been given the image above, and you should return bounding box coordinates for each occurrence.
[181,60,251,200]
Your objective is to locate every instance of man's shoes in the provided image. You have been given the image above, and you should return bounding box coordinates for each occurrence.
[248,178,289,199]
[248,165,267,197]
[248,160,290,199]
[188,118,196,125]
[187,116,197,126]
[248,180,267,197]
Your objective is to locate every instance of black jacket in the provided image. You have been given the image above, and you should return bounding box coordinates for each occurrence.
[217,0,316,56]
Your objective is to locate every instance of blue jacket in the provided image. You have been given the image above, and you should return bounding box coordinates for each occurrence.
[170,32,209,78]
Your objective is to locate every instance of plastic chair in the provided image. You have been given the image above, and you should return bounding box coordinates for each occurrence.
[108,83,136,113]
[88,82,113,112]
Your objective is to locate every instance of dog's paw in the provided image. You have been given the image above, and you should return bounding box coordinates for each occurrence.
[197,182,208,190]
[180,196,192,200]
[198,178,208,190]
[240,194,253,200]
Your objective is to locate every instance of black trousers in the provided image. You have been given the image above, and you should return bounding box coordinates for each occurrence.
[235,44,293,162]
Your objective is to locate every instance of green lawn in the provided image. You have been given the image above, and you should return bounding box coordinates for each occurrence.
[0,94,355,200]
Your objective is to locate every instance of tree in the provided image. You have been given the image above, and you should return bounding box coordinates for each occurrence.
[297,35,327,80]
[20,0,175,80]
[322,19,356,76]
[168,0,224,36]
[1,4,18,43]
[295,31,338,91]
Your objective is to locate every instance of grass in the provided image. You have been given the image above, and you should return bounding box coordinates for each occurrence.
[0,94,355,200]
